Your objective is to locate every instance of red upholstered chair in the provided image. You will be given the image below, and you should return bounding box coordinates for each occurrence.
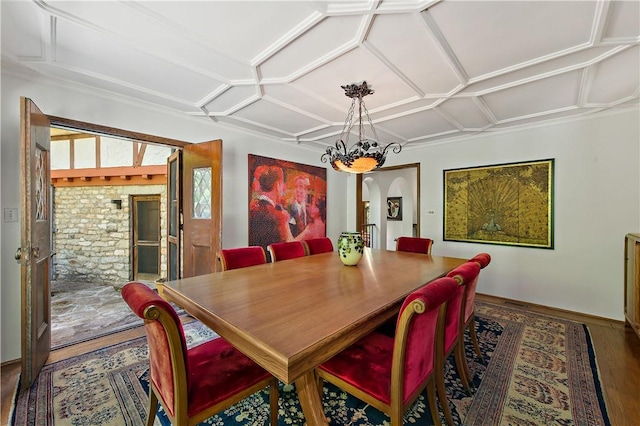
[435,261,481,425]
[317,277,460,426]
[218,246,267,271]
[456,258,486,363]
[121,283,278,426]
[396,236,434,254]
[267,241,306,262]
[469,252,491,269]
[302,237,334,255]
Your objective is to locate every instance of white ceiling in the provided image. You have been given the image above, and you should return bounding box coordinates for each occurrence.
[2,0,639,154]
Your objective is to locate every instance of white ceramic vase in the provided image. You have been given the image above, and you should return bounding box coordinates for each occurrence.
[337,232,364,266]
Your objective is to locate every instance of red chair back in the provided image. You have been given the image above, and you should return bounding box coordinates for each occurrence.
[396,236,433,254]
[121,283,188,416]
[318,276,458,410]
[122,282,280,424]
[219,246,267,271]
[469,252,491,269]
[447,262,481,324]
[303,237,334,255]
[396,276,459,401]
[267,241,306,261]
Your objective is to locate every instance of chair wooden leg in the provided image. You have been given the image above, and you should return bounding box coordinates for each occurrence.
[426,380,442,426]
[454,344,472,394]
[389,401,403,426]
[468,318,483,360]
[316,373,324,397]
[436,368,454,426]
[461,343,473,388]
[269,378,279,425]
[146,389,158,426]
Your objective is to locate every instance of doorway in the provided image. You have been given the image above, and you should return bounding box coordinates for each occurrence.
[21,99,223,388]
[356,163,420,250]
[48,129,171,350]
[132,195,161,281]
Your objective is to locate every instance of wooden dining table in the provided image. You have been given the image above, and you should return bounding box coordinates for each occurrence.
[161,248,467,425]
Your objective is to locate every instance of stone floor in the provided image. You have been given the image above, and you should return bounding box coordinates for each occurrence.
[50,280,156,349]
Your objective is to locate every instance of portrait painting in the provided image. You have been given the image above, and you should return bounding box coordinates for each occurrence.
[443,159,554,248]
[386,197,402,221]
[248,154,327,251]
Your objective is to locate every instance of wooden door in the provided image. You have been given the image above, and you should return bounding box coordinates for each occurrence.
[167,150,181,281]
[19,97,52,389]
[182,140,223,277]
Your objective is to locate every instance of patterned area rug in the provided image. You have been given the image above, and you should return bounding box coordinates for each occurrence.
[11,301,610,425]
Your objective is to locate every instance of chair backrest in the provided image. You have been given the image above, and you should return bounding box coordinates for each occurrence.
[396,237,433,254]
[438,271,467,355]
[267,241,306,262]
[121,282,188,418]
[391,276,459,404]
[447,261,481,326]
[303,237,334,255]
[469,252,491,269]
[218,246,267,271]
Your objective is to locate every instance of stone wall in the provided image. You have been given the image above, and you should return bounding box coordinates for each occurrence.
[53,185,167,285]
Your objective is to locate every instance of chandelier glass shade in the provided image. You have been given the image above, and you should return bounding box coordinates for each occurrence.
[321,81,401,173]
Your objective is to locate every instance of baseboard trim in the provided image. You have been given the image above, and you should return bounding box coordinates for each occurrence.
[477,293,624,327]
[1,359,20,368]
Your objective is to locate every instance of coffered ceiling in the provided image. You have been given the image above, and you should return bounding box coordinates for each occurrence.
[2,1,639,152]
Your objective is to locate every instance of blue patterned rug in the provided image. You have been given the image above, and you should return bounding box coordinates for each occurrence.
[11,302,610,425]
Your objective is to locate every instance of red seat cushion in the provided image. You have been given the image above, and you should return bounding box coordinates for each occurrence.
[320,332,395,404]
[187,338,272,417]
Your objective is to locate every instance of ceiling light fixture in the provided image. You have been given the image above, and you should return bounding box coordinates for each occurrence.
[321,81,401,173]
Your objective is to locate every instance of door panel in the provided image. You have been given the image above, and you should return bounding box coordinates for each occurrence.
[167,150,181,280]
[20,97,52,389]
[182,140,222,277]
[133,195,160,279]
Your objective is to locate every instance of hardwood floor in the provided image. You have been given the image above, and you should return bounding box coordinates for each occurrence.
[2,297,639,425]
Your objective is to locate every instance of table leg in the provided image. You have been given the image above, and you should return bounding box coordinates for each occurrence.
[295,371,328,426]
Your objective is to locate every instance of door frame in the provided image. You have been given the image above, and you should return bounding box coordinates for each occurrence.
[21,113,198,384]
[356,163,421,247]
[131,194,161,280]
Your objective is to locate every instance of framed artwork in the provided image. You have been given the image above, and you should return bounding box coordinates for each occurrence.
[248,154,327,251]
[387,197,402,221]
[443,159,554,249]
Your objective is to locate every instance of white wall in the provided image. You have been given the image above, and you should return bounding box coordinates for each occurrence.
[386,109,640,321]
[2,70,638,363]
[1,72,349,362]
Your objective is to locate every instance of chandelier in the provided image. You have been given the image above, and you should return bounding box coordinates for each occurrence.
[321,81,402,173]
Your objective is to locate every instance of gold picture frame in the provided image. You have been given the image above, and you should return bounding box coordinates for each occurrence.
[443,159,554,248]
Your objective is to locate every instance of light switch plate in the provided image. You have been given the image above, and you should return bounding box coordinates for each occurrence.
[4,208,18,222]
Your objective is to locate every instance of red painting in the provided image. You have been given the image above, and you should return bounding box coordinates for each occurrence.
[248,154,327,251]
